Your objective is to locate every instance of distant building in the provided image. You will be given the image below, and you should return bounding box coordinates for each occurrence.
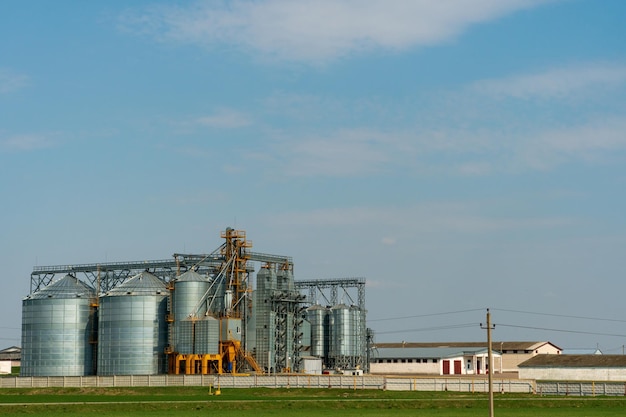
[0,346,21,367]
[0,346,20,374]
[519,354,626,381]
[373,341,561,373]
[370,346,501,375]
[561,348,602,355]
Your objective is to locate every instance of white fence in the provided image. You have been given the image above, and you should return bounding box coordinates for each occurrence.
[383,377,534,393]
[1,374,536,393]
[536,381,626,396]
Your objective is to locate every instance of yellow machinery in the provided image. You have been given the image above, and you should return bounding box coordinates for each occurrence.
[167,228,262,375]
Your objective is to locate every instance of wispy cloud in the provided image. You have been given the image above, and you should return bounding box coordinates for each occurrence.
[121,0,553,63]
[470,63,626,100]
[272,128,402,177]
[265,202,574,234]
[0,134,57,152]
[521,117,626,169]
[0,69,29,93]
[264,113,626,178]
[195,108,252,128]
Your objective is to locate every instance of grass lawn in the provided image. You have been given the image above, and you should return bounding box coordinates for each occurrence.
[1,387,626,416]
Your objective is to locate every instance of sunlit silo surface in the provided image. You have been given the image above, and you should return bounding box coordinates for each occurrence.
[172,270,210,354]
[97,271,168,375]
[328,304,367,369]
[330,304,354,357]
[21,274,95,376]
[194,317,219,354]
[306,304,328,358]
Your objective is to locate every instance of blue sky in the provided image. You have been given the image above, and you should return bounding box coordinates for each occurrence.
[2,0,626,352]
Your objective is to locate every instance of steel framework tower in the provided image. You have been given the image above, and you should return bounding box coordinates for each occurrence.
[295,278,368,372]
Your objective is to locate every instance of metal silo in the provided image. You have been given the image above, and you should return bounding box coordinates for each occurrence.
[254,266,277,372]
[97,271,168,375]
[306,304,328,358]
[21,274,95,376]
[172,270,210,354]
[195,316,219,354]
[330,304,353,358]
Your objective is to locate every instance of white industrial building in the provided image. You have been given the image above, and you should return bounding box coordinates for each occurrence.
[373,341,561,374]
[0,346,21,374]
[371,346,501,375]
[519,355,626,381]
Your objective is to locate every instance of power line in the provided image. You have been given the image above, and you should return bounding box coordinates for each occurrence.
[369,308,484,322]
[497,323,626,338]
[375,322,478,335]
[492,308,626,323]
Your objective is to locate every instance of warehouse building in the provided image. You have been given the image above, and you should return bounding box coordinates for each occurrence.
[0,346,20,374]
[374,341,561,373]
[371,346,501,375]
[519,354,626,381]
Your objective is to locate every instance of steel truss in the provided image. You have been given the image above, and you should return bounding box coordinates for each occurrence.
[294,278,366,309]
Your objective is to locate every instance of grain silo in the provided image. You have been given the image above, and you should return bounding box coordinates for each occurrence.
[172,270,210,354]
[330,304,353,358]
[306,304,328,358]
[97,271,168,375]
[194,316,220,354]
[254,266,277,372]
[21,274,95,376]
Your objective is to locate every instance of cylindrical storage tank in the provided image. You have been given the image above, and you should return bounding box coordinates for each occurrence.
[306,304,328,357]
[350,305,365,358]
[329,304,354,358]
[173,270,210,354]
[21,275,95,376]
[173,270,210,320]
[195,317,219,354]
[97,271,168,375]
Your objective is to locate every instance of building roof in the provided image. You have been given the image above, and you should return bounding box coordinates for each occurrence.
[375,347,500,360]
[0,346,21,360]
[519,354,626,368]
[375,341,561,351]
[561,348,602,355]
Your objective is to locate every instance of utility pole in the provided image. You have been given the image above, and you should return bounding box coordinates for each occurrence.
[481,308,495,417]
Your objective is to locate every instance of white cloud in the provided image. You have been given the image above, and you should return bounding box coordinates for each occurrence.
[196,108,251,128]
[273,128,399,177]
[0,134,56,152]
[264,203,574,234]
[0,69,29,93]
[122,0,553,63]
[267,113,626,178]
[520,117,626,169]
[470,63,626,100]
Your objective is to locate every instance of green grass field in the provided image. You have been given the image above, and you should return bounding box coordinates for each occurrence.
[1,387,626,416]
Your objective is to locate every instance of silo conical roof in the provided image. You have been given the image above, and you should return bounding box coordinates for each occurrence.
[107,271,166,295]
[26,274,94,299]
[176,270,207,282]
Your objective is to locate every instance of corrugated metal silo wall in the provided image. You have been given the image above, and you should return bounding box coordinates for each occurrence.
[306,306,328,358]
[97,293,168,375]
[21,296,94,376]
[195,317,219,354]
[254,267,276,372]
[173,278,210,353]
